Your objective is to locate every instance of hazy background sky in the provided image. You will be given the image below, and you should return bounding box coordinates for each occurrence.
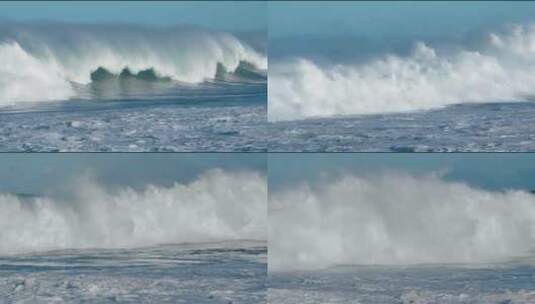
[0,1,266,31]
[269,1,535,38]
[0,154,265,195]
[269,154,535,193]
[269,1,535,59]
[3,154,534,196]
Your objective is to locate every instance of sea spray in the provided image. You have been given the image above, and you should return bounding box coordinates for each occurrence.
[269,24,535,121]
[0,169,267,254]
[0,42,75,104]
[269,172,535,271]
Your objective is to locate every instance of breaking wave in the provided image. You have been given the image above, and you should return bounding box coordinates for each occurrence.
[0,22,266,106]
[0,169,266,254]
[269,23,535,121]
[269,172,535,271]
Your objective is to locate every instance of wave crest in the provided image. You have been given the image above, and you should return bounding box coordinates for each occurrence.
[0,23,267,105]
[0,169,267,254]
[269,173,535,271]
[269,24,535,121]
[0,42,75,105]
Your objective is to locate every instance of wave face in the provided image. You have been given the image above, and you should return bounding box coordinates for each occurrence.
[269,24,535,121]
[0,22,267,106]
[269,173,535,271]
[0,170,266,254]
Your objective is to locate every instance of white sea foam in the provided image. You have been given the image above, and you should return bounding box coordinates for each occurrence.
[0,23,266,105]
[400,289,535,304]
[269,172,535,271]
[0,169,266,254]
[0,42,75,105]
[269,24,535,121]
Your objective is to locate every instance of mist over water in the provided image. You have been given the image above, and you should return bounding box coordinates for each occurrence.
[0,169,267,254]
[269,23,535,121]
[269,172,535,271]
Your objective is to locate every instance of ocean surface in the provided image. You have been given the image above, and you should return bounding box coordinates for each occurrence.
[0,81,267,152]
[0,241,267,304]
[269,261,535,304]
[0,22,267,152]
[268,102,535,152]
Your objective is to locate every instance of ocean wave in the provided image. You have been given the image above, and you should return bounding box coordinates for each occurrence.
[0,169,266,254]
[0,22,266,106]
[0,42,75,105]
[269,23,535,121]
[88,61,266,83]
[269,172,535,271]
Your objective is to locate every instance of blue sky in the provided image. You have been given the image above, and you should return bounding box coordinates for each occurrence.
[0,1,266,31]
[0,154,265,195]
[269,154,535,192]
[269,1,535,39]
